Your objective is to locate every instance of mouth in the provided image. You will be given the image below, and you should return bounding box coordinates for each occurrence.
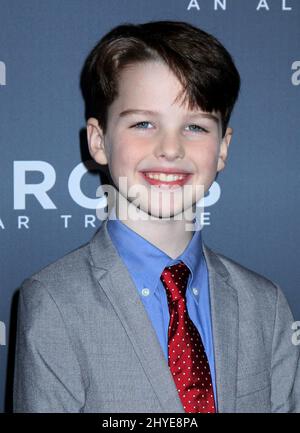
[139,171,192,188]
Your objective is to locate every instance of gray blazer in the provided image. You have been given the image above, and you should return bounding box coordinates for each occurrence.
[13,218,300,413]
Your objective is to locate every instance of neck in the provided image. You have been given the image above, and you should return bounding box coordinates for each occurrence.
[111,194,195,259]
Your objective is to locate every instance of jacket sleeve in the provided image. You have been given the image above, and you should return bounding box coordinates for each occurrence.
[13,278,86,413]
[271,284,300,412]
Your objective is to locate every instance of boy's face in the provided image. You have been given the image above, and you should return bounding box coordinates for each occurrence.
[87,60,232,220]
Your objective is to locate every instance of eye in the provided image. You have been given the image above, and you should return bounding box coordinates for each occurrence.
[186,124,208,133]
[131,121,153,129]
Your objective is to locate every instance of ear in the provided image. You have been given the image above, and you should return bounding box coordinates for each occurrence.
[217,127,233,173]
[86,117,108,165]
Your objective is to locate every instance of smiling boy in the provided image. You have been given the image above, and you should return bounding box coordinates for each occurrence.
[14,21,300,413]
[87,58,229,253]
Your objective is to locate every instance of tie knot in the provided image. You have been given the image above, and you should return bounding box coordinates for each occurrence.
[160,262,190,303]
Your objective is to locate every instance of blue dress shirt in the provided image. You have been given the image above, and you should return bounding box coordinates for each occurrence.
[107,215,217,405]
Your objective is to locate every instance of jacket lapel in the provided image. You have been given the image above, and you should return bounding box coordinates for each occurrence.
[89,219,185,413]
[203,244,239,413]
[89,219,239,413]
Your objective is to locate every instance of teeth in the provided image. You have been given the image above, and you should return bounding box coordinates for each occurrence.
[145,172,186,182]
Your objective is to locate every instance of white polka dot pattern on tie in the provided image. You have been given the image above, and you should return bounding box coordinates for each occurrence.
[160,261,216,414]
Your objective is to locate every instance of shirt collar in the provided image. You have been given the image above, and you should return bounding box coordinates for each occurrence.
[107,209,205,298]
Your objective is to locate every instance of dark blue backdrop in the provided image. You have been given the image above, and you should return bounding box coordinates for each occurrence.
[1,0,299,412]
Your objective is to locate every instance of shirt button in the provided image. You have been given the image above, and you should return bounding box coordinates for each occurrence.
[142,288,150,297]
[192,288,199,296]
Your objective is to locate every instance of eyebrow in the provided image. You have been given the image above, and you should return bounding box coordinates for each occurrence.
[119,109,219,124]
[119,109,159,118]
[189,112,219,123]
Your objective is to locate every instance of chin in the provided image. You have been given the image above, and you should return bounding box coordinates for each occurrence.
[143,205,191,221]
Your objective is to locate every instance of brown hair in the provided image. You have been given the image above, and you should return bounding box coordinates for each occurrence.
[84,20,240,136]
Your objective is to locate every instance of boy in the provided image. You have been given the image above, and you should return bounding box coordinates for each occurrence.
[13,21,300,413]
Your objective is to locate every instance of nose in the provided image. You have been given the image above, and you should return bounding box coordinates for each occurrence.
[153,132,185,161]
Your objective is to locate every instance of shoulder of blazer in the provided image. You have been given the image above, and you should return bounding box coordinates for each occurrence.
[202,243,279,301]
[20,223,109,297]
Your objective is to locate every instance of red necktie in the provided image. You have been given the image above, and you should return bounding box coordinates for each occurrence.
[160,261,216,413]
